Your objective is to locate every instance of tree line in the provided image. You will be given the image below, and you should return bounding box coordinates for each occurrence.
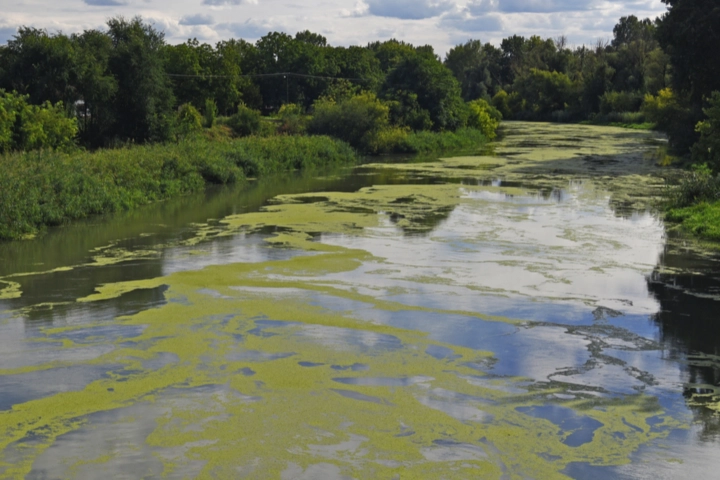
[0,0,717,166]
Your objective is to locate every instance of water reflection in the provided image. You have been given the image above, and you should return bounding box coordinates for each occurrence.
[2,123,720,477]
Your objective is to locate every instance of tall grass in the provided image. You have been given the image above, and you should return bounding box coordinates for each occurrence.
[663,164,720,241]
[0,135,357,241]
[390,128,489,155]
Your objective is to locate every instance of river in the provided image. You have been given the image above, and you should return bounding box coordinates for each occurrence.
[1,122,719,479]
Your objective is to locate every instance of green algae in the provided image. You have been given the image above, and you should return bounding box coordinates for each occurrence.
[0,121,692,478]
[0,261,681,478]
[362,121,671,213]
[0,239,684,478]
[0,281,21,301]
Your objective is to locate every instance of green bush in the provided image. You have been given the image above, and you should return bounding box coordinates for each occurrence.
[642,88,697,151]
[365,126,410,154]
[491,90,512,119]
[308,92,390,152]
[203,98,218,128]
[599,91,644,114]
[401,128,488,155]
[692,91,720,170]
[277,103,307,135]
[227,104,262,137]
[466,99,502,140]
[175,103,203,140]
[0,135,357,241]
[0,90,78,153]
[665,163,720,208]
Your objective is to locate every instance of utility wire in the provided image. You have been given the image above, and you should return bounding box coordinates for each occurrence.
[165,71,371,82]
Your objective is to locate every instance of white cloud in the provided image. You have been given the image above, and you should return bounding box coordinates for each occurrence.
[364,0,455,20]
[179,13,214,26]
[0,0,669,55]
[84,0,127,5]
[216,19,274,40]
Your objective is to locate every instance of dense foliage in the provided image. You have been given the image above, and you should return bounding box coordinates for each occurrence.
[0,135,357,240]
[0,90,77,152]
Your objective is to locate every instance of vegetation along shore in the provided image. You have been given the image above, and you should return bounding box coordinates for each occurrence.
[1,0,719,240]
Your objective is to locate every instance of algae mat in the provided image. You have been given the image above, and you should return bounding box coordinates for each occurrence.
[0,122,710,479]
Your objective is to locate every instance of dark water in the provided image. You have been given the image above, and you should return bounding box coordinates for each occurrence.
[1,123,719,479]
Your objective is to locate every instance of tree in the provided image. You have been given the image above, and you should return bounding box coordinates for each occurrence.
[692,92,720,169]
[106,16,175,143]
[444,40,494,101]
[0,27,78,107]
[308,92,390,151]
[72,29,118,147]
[514,69,575,117]
[383,54,466,131]
[657,0,720,104]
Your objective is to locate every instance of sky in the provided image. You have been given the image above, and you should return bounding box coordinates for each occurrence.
[0,0,669,56]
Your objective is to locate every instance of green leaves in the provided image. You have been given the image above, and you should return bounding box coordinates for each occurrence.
[0,91,77,153]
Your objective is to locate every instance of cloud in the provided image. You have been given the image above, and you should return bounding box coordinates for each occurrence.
[84,0,127,6]
[364,0,455,20]
[179,14,214,26]
[441,12,503,32]
[216,19,271,40]
[202,0,257,5]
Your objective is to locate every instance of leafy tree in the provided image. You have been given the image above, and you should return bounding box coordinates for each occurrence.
[656,0,720,104]
[383,54,467,131]
[692,92,720,169]
[227,104,261,137]
[203,98,217,128]
[514,69,575,117]
[643,88,696,150]
[106,16,175,143]
[175,103,203,140]
[0,90,77,152]
[72,29,117,147]
[308,92,390,151]
[444,40,494,101]
[466,99,501,139]
[0,28,77,106]
[491,90,512,118]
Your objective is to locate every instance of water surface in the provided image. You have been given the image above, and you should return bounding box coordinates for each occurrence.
[1,122,719,479]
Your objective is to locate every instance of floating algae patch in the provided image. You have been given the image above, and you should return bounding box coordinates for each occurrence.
[0,242,683,478]
[360,122,670,214]
[0,281,21,301]
[216,183,485,237]
[0,122,689,477]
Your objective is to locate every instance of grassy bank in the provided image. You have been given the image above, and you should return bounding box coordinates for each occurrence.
[666,202,720,241]
[0,135,357,241]
[392,128,490,154]
[663,166,720,241]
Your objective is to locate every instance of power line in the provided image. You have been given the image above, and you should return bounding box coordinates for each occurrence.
[165,71,371,82]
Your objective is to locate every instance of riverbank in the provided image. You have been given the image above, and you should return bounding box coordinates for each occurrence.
[0,135,357,242]
[0,128,493,242]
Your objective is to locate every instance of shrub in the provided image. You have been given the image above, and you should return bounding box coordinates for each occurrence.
[491,90,512,119]
[643,88,698,152]
[466,99,502,140]
[277,103,307,135]
[227,104,262,137]
[0,90,78,153]
[175,103,203,141]
[308,92,390,152]
[599,91,644,114]
[401,128,488,154]
[0,135,357,241]
[666,163,720,208]
[203,98,218,128]
[365,126,410,154]
[692,91,720,170]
